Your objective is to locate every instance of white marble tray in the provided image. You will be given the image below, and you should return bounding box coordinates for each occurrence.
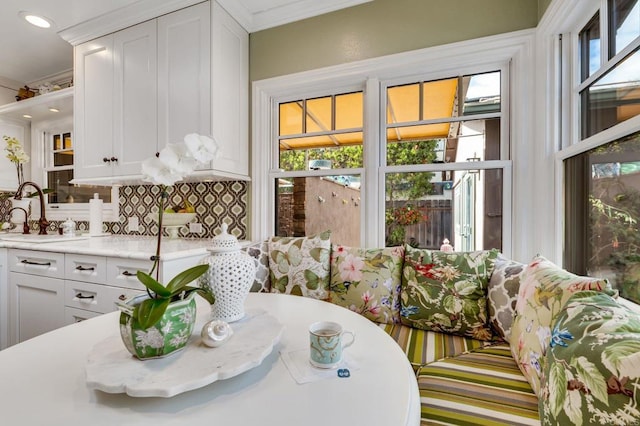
[85,307,284,398]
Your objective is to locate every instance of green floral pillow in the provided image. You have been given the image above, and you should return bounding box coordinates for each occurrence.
[540,291,640,425]
[510,255,616,396]
[400,246,499,341]
[268,231,331,300]
[329,245,405,324]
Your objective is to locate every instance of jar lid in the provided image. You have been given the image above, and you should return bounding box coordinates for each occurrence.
[208,223,239,253]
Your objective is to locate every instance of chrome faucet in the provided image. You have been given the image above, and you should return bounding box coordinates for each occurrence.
[14,181,49,235]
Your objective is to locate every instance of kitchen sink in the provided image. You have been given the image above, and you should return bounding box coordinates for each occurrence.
[0,233,91,243]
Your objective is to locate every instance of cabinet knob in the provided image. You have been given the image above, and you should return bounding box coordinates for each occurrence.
[110,157,118,162]
[118,294,127,301]
[103,157,111,163]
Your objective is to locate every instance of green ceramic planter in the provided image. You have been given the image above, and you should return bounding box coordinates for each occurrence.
[118,292,197,360]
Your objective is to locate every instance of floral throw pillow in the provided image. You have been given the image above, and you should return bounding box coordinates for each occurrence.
[540,291,640,425]
[400,246,499,341]
[329,245,405,324]
[487,255,526,342]
[510,255,616,396]
[268,231,331,300]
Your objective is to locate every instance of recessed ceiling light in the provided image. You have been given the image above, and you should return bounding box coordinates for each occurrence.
[19,11,53,29]
[22,114,32,119]
[48,107,59,113]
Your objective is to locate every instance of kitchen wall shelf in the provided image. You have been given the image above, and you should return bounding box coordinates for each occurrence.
[0,87,73,122]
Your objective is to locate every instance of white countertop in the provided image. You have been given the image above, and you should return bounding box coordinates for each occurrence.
[0,234,220,261]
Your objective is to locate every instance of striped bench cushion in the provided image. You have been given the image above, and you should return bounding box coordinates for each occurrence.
[417,344,539,425]
[379,323,492,372]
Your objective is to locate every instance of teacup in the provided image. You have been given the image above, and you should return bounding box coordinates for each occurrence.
[309,321,355,369]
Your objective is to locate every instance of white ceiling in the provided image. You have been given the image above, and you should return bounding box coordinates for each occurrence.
[0,0,371,88]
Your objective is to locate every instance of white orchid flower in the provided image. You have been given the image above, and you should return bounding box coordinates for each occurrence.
[159,143,198,176]
[141,156,184,187]
[184,133,219,164]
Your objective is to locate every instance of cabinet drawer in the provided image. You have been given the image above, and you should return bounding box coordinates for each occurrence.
[65,254,107,284]
[65,280,144,314]
[64,307,102,325]
[106,258,151,290]
[8,250,65,279]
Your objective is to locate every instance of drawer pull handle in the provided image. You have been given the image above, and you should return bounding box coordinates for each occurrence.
[21,259,51,266]
[75,265,95,271]
[122,271,136,276]
[75,293,95,300]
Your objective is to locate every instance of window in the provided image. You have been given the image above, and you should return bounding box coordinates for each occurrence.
[38,126,115,221]
[563,0,640,303]
[254,33,527,253]
[269,68,509,250]
[382,71,505,250]
[579,1,640,139]
[276,91,364,246]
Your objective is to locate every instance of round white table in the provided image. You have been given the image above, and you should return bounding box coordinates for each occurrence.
[0,293,420,426]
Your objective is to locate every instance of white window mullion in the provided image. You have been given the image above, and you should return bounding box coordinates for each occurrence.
[363,77,380,248]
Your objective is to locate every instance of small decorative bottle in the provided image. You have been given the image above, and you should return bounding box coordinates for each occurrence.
[198,223,255,322]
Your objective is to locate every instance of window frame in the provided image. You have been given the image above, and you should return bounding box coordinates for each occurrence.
[31,116,119,222]
[252,31,534,255]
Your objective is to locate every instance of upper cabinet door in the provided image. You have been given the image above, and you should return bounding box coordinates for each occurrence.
[157,1,211,151]
[113,20,158,177]
[210,1,249,178]
[74,36,114,179]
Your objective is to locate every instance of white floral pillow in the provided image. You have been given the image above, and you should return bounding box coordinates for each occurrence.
[268,231,331,300]
[329,245,405,324]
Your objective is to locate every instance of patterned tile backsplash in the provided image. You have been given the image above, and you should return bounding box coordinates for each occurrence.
[0,181,248,239]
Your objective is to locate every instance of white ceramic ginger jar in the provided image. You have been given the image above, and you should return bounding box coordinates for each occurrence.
[199,223,255,322]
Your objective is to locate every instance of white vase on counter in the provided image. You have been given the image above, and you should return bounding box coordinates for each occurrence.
[9,198,31,229]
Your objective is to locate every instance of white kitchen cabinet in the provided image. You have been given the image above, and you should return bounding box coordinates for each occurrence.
[74,21,157,180]
[158,2,211,149]
[0,248,7,349]
[74,2,217,182]
[6,248,206,344]
[74,34,115,180]
[8,250,66,346]
[207,1,249,178]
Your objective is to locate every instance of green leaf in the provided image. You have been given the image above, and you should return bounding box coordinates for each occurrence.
[571,355,608,405]
[271,250,286,264]
[547,361,567,418]
[454,280,479,297]
[136,271,172,297]
[291,285,303,296]
[166,264,209,294]
[365,252,388,269]
[304,269,320,290]
[135,297,171,329]
[194,287,215,304]
[602,340,640,379]
[442,294,460,315]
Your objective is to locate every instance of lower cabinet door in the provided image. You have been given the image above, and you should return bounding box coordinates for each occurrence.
[8,272,65,346]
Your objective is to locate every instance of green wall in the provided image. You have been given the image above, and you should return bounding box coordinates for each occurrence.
[538,0,553,21]
[250,0,539,81]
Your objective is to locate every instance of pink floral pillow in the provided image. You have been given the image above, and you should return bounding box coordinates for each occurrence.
[329,245,405,324]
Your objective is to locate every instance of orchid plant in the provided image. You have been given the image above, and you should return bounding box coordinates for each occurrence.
[133,133,219,328]
[3,135,29,187]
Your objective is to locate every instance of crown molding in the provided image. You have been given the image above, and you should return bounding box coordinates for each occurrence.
[216,0,372,33]
[58,0,202,45]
